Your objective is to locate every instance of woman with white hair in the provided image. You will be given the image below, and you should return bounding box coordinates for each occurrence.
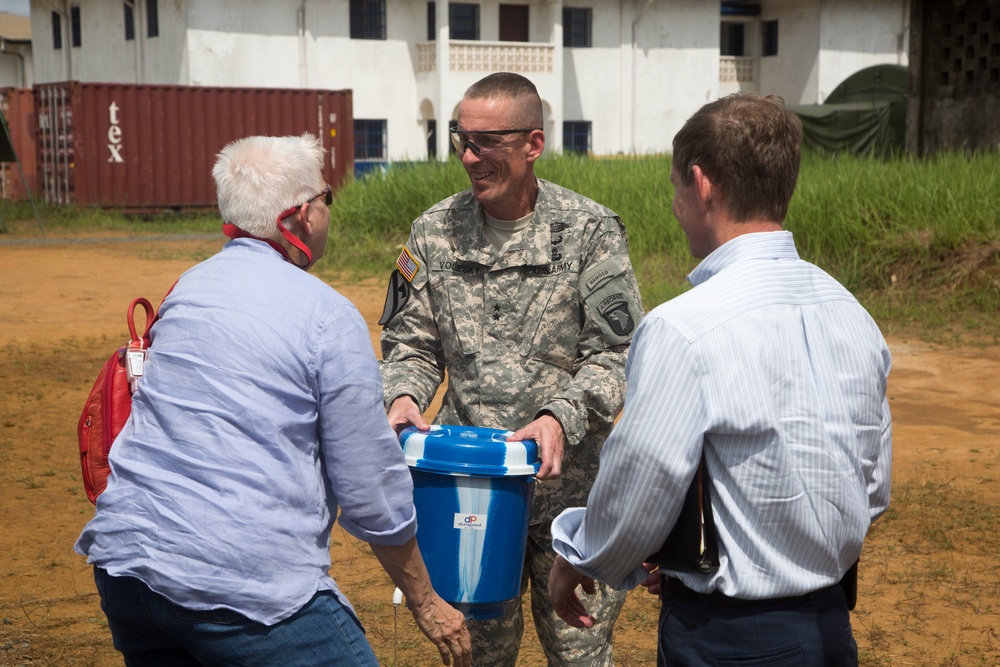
[76,134,471,667]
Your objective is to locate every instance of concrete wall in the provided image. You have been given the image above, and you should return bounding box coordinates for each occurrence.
[564,0,717,156]
[756,0,908,105]
[816,0,909,102]
[907,0,999,154]
[758,0,820,103]
[0,43,31,87]
[30,0,187,84]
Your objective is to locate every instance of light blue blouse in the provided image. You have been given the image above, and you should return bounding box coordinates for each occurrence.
[76,239,416,625]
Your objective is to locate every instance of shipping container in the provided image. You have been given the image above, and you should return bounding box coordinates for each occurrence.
[0,87,38,203]
[34,82,353,210]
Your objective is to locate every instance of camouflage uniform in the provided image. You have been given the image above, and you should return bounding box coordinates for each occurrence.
[380,179,642,666]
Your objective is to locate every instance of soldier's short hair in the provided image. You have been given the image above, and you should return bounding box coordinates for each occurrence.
[465,72,543,129]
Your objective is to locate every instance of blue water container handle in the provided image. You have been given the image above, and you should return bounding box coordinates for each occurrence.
[399,425,540,477]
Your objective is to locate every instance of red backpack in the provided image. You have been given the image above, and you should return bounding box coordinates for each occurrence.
[77,297,158,504]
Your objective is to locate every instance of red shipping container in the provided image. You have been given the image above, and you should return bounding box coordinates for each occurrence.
[0,87,38,203]
[34,82,353,210]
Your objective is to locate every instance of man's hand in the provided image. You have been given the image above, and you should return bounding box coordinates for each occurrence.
[387,395,430,435]
[508,413,564,480]
[547,555,596,628]
[641,563,662,598]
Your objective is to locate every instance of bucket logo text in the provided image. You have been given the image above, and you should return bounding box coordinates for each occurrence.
[453,512,487,531]
[108,102,123,163]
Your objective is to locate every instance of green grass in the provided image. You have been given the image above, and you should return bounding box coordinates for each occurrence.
[324,151,999,341]
[0,200,219,234]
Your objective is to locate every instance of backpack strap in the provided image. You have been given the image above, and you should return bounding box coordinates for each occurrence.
[126,278,177,348]
[127,298,155,349]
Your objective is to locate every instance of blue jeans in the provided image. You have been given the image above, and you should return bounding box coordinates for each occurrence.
[93,567,379,667]
[657,583,858,667]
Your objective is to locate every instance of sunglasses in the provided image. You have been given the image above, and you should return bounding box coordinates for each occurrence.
[277,184,332,223]
[449,126,540,156]
[308,184,333,207]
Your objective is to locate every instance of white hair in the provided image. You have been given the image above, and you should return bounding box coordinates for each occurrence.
[212,134,325,239]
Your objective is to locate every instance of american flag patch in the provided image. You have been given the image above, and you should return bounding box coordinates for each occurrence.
[396,247,419,282]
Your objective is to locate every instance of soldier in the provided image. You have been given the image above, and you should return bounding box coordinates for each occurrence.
[379,72,643,666]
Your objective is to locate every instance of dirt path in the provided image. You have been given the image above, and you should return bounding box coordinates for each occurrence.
[1,235,997,666]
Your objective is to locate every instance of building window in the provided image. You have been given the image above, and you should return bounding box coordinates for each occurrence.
[720,22,744,56]
[563,7,591,48]
[427,1,435,40]
[499,4,528,42]
[124,3,135,41]
[70,6,81,47]
[563,121,591,154]
[51,11,62,50]
[762,20,778,56]
[355,119,387,161]
[147,0,159,38]
[721,1,760,17]
[427,119,437,159]
[450,3,479,40]
[351,0,387,40]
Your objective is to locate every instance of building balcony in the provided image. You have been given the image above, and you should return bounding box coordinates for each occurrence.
[720,56,756,83]
[416,40,555,74]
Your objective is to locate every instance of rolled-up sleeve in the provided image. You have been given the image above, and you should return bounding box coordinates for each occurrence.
[317,303,417,546]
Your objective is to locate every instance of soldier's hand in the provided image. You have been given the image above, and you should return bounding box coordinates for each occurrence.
[508,413,564,480]
[387,395,430,435]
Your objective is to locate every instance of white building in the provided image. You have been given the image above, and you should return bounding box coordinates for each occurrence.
[28,0,908,165]
[0,11,32,87]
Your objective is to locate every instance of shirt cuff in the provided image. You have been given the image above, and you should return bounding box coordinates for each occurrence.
[384,388,425,413]
[551,507,650,591]
[551,507,599,575]
[538,400,585,446]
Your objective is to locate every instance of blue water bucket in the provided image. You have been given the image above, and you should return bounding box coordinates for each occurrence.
[399,424,540,619]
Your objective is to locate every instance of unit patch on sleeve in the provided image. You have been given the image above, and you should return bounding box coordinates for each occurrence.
[379,270,411,326]
[597,292,635,336]
[396,246,420,282]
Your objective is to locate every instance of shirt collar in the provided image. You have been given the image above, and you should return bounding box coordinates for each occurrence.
[688,230,799,287]
[455,179,551,267]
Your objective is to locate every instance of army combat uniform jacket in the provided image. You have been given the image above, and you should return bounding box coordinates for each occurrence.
[380,179,643,524]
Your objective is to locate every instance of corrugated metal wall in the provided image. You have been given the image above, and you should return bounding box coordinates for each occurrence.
[0,87,38,202]
[33,82,354,209]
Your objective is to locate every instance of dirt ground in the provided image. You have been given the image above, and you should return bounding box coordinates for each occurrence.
[0,232,997,666]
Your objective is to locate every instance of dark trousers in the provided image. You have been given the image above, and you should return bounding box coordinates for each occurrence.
[657,579,858,667]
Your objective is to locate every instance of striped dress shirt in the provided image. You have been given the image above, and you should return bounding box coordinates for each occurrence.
[552,230,892,599]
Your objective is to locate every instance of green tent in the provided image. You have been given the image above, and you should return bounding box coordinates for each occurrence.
[787,64,908,157]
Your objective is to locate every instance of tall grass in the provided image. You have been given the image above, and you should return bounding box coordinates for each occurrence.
[324,160,469,270]
[787,152,1000,291]
[326,151,999,339]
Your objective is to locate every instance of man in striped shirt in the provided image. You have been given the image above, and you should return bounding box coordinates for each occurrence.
[548,92,892,667]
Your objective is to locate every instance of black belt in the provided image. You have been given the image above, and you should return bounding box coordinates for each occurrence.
[663,576,836,610]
